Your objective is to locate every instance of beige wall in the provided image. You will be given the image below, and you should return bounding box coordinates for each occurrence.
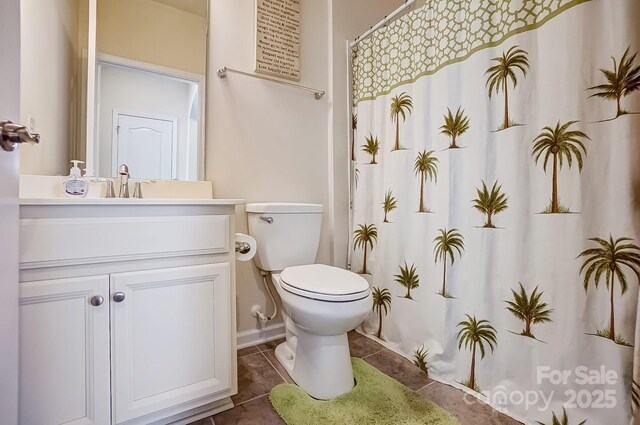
[207,0,330,333]
[96,0,207,75]
[20,0,84,175]
[207,0,403,334]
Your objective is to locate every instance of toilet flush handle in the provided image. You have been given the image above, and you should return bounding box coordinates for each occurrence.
[259,216,274,224]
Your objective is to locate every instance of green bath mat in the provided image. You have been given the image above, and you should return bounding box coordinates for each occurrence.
[269,357,460,425]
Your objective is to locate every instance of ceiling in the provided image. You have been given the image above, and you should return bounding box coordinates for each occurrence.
[151,0,208,17]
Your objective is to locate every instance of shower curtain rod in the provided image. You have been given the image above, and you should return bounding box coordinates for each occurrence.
[349,0,417,48]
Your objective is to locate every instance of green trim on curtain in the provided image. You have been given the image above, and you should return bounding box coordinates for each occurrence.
[352,0,592,104]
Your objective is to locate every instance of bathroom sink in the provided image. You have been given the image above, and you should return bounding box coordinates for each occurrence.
[19,198,244,222]
[19,175,222,201]
[19,198,244,206]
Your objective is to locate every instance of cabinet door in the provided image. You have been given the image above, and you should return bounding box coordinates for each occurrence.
[111,263,231,424]
[19,276,111,425]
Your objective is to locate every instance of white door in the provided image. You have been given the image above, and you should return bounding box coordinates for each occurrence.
[19,276,111,425]
[0,0,21,423]
[110,263,231,424]
[114,113,176,180]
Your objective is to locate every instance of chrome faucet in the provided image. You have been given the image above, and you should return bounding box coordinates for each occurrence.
[118,164,130,198]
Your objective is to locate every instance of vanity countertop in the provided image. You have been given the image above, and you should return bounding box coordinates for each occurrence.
[20,198,245,206]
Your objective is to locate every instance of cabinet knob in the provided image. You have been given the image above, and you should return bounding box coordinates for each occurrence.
[90,295,104,307]
[112,292,126,303]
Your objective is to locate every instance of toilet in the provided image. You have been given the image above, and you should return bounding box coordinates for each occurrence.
[246,203,372,400]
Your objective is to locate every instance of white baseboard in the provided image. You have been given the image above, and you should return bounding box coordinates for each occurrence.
[236,322,286,349]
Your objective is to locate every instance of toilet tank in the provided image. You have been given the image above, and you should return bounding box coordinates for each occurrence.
[246,203,323,271]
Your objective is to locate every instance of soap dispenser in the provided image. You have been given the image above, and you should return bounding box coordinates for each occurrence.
[62,160,89,198]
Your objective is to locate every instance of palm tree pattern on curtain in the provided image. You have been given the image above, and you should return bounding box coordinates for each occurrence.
[371,286,391,339]
[457,315,497,391]
[578,236,640,346]
[532,121,589,214]
[350,1,640,422]
[440,107,470,149]
[536,408,587,425]
[414,150,438,213]
[472,180,508,228]
[485,46,530,131]
[382,189,397,223]
[361,133,380,164]
[587,46,640,120]
[394,261,420,300]
[353,223,377,275]
[390,92,413,150]
[351,113,358,161]
[433,228,465,298]
[413,346,429,375]
[505,283,553,340]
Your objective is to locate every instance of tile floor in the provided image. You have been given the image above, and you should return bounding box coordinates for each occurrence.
[190,331,522,425]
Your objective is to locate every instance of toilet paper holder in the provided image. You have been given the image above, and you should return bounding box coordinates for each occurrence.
[235,241,252,254]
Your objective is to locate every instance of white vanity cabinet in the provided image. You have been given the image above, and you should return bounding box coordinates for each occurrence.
[19,275,111,425]
[18,199,243,425]
[110,263,231,424]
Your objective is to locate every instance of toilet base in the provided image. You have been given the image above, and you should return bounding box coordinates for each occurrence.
[275,327,355,400]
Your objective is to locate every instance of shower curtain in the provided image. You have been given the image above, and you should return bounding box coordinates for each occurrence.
[350,1,640,424]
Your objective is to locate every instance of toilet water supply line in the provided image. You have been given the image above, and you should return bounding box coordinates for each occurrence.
[252,270,278,324]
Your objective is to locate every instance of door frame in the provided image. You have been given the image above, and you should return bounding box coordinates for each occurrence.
[93,54,205,180]
[111,110,178,179]
[0,0,20,422]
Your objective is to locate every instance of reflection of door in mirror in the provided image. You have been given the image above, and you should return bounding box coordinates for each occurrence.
[96,61,201,180]
[114,113,176,180]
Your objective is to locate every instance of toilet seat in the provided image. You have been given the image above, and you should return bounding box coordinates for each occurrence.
[279,264,370,302]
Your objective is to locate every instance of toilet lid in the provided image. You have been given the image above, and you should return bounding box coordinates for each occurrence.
[280,264,370,302]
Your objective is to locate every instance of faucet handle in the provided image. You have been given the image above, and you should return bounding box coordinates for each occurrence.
[91,178,116,198]
[132,180,155,199]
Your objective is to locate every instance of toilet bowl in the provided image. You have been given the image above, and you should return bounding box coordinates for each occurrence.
[245,203,372,400]
[272,264,372,400]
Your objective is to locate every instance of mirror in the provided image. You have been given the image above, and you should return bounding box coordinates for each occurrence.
[19,0,208,181]
[94,0,207,180]
[19,0,90,176]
